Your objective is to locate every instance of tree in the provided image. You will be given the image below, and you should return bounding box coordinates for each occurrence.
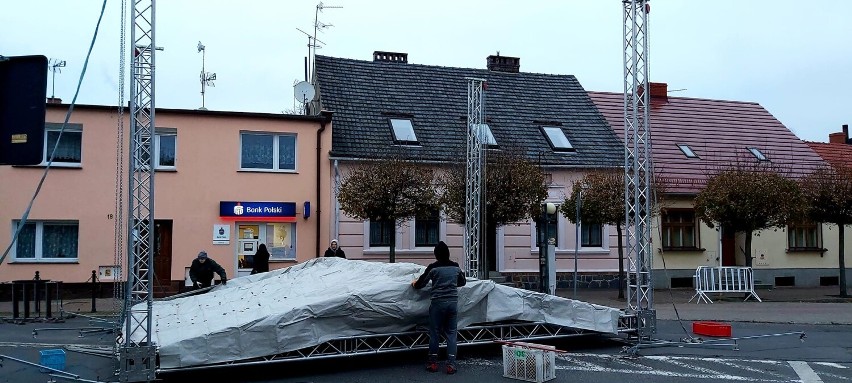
[694,165,803,268]
[440,149,547,275]
[337,155,439,263]
[561,171,627,298]
[800,166,852,297]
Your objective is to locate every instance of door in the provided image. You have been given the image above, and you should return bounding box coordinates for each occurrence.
[154,220,173,293]
[721,227,736,266]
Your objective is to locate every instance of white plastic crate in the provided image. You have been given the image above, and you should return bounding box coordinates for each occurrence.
[502,342,556,383]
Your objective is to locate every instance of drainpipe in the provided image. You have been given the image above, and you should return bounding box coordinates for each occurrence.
[316,111,332,257]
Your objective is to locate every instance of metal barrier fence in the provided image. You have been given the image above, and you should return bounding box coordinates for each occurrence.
[689,266,762,304]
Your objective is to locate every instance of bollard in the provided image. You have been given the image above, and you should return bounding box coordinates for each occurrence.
[34,271,42,317]
[91,270,97,313]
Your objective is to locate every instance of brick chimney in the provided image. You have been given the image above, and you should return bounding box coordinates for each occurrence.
[649,82,668,101]
[486,53,520,73]
[46,97,62,104]
[373,51,408,63]
[829,124,850,144]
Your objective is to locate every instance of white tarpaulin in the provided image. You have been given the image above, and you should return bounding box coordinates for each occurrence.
[132,257,621,368]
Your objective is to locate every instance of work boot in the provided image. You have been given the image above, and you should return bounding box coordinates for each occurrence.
[446,364,457,375]
[426,361,439,373]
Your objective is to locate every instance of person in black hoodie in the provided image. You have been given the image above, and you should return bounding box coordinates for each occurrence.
[251,243,270,274]
[189,251,227,288]
[323,239,346,258]
[411,241,466,375]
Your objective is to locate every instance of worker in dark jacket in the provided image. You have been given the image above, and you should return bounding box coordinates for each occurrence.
[189,251,227,288]
[323,239,346,258]
[411,241,466,375]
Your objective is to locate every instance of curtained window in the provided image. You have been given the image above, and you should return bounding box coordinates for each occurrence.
[44,124,82,164]
[13,221,79,261]
[415,209,440,247]
[369,218,394,247]
[581,222,603,247]
[240,132,296,171]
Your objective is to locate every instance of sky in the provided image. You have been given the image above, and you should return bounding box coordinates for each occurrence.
[1,0,850,143]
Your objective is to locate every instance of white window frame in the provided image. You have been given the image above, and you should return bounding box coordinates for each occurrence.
[43,122,83,167]
[239,132,298,172]
[11,220,79,263]
[389,119,418,145]
[677,143,698,158]
[154,129,177,170]
[541,126,574,152]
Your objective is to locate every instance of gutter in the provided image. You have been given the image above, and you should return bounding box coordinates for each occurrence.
[316,111,333,258]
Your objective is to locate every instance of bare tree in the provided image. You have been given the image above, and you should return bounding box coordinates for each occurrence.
[337,154,439,263]
[800,166,852,297]
[694,163,803,267]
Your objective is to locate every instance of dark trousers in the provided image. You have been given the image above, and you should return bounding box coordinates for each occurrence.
[428,299,459,364]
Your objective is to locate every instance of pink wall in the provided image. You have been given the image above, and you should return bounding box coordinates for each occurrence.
[0,105,332,283]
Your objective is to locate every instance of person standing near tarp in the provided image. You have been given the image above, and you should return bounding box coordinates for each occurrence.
[189,251,227,289]
[251,243,270,274]
[411,240,466,375]
[323,239,346,258]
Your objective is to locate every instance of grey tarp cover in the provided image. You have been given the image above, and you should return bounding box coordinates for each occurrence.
[133,258,621,368]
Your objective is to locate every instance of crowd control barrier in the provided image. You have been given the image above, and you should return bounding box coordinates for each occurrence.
[689,266,762,304]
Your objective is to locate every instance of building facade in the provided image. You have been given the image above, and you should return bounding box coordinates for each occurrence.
[0,104,332,293]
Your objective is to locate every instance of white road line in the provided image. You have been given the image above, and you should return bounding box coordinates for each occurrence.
[789,361,824,383]
[813,362,849,369]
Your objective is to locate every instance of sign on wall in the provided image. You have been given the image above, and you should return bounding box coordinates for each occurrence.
[213,224,230,245]
[219,201,297,222]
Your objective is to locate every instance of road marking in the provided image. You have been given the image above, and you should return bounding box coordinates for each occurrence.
[813,362,848,369]
[789,361,823,383]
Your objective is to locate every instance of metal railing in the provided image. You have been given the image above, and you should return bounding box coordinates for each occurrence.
[689,266,762,304]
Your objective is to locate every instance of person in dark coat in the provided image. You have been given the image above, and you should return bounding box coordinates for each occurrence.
[411,241,466,375]
[251,243,270,274]
[189,251,227,288]
[323,239,346,258]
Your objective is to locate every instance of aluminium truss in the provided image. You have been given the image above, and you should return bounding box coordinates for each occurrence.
[622,0,656,338]
[464,78,487,279]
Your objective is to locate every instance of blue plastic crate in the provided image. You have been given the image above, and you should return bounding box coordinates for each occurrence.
[39,349,66,372]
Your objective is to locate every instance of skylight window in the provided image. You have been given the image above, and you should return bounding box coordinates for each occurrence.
[541,126,574,152]
[677,144,698,158]
[389,119,418,145]
[471,124,498,146]
[747,147,768,161]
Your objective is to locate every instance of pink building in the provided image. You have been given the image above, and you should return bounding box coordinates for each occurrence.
[0,103,332,294]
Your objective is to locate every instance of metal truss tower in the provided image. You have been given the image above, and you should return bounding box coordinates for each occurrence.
[464,78,486,279]
[622,0,656,338]
[120,0,157,381]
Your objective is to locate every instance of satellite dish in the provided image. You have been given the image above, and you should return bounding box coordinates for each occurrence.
[294,81,316,103]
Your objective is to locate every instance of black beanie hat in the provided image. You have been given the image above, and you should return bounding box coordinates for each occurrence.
[434,241,450,261]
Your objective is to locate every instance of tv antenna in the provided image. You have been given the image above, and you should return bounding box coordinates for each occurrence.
[301,2,342,83]
[197,41,217,110]
[48,58,66,99]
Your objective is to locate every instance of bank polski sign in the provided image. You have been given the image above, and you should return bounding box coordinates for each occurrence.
[219,201,297,222]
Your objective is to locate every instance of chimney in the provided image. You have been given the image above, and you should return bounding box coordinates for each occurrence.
[373,51,408,63]
[830,124,850,144]
[649,82,668,101]
[486,53,520,73]
[46,97,62,104]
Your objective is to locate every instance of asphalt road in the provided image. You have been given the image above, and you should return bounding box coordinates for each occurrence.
[2,316,849,383]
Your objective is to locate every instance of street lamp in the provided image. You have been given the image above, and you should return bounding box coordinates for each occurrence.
[539,202,557,294]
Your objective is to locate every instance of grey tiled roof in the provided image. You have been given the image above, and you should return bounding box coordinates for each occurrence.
[314,55,623,168]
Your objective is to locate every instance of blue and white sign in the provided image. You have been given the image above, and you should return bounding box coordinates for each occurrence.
[219,201,297,221]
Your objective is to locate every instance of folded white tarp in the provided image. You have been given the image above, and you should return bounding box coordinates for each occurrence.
[131,258,621,368]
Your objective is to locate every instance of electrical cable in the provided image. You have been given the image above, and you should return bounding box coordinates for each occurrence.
[0,0,109,266]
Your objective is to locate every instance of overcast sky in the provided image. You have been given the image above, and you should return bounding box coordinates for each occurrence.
[2,0,849,142]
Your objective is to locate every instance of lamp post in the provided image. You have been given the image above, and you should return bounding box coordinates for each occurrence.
[539,203,557,294]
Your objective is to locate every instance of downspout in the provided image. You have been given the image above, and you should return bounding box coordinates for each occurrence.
[333,159,340,240]
[315,112,330,258]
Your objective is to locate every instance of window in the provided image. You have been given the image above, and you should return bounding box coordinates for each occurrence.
[13,221,79,261]
[677,144,698,158]
[581,222,603,247]
[43,123,82,165]
[747,147,768,161]
[389,119,418,145]
[415,209,440,247]
[155,130,176,169]
[471,123,497,147]
[369,218,394,247]
[661,210,697,249]
[266,223,296,260]
[240,132,296,171]
[541,126,574,152]
[788,222,821,250]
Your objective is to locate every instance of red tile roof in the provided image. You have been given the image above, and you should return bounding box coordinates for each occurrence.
[805,141,852,170]
[589,91,827,194]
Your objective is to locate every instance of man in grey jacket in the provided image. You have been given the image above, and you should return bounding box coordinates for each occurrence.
[411,241,467,374]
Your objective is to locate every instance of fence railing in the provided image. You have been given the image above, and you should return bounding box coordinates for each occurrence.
[689,266,762,304]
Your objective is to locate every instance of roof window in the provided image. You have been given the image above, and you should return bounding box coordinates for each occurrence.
[389,119,418,145]
[541,126,574,152]
[471,123,498,147]
[677,144,698,158]
[747,147,768,161]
